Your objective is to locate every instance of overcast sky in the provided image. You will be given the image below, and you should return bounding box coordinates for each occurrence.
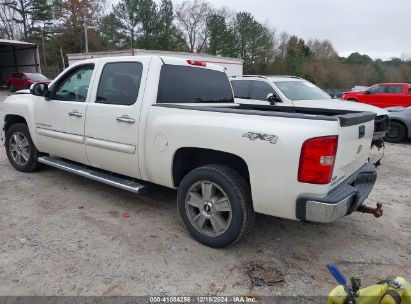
[110,0,410,60]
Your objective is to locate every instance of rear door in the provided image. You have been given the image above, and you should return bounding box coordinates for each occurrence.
[381,84,407,107]
[85,58,150,179]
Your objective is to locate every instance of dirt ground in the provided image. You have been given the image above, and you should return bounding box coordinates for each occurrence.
[0,92,410,296]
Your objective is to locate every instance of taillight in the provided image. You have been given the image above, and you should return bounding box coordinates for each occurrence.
[187,59,206,67]
[298,136,338,185]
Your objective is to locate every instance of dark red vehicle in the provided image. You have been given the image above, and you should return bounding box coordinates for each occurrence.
[7,72,51,92]
[342,83,411,108]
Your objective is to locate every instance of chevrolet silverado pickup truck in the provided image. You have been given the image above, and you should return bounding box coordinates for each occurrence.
[231,75,390,145]
[1,56,380,248]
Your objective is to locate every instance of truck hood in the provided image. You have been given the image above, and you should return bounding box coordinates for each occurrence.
[15,89,31,94]
[294,99,388,117]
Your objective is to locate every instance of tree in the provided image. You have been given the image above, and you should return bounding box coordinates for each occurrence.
[0,2,21,39]
[234,12,273,68]
[307,39,338,59]
[53,0,104,52]
[345,52,373,65]
[114,0,140,48]
[137,0,159,48]
[157,0,180,50]
[99,12,126,48]
[206,13,237,57]
[174,0,211,53]
[3,0,35,39]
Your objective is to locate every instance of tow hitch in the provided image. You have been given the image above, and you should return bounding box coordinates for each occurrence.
[357,203,383,218]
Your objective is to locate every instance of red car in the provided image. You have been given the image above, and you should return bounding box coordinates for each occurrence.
[342,83,411,108]
[7,72,51,92]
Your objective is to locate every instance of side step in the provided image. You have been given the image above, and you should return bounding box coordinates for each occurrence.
[38,156,146,194]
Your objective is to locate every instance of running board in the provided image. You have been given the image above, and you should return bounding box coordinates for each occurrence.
[38,156,146,194]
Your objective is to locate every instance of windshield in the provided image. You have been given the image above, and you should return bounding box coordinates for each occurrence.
[274,80,330,101]
[25,73,48,81]
[157,65,234,103]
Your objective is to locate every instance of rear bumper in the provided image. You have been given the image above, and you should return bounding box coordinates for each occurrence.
[296,163,377,223]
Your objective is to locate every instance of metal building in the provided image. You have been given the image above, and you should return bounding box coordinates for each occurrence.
[0,39,41,86]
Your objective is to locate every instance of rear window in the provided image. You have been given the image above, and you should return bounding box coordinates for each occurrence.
[25,73,48,81]
[157,65,234,103]
[384,85,403,94]
[231,80,252,99]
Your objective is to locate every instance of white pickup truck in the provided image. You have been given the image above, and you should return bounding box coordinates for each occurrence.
[1,56,380,248]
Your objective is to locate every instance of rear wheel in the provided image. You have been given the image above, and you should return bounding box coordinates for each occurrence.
[385,121,407,143]
[9,84,15,92]
[177,165,254,248]
[5,123,41,172]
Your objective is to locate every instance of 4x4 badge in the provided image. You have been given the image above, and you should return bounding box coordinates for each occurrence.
[242,132,278,144]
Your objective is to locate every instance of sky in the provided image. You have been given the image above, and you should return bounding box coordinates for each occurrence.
[110,0,411,60]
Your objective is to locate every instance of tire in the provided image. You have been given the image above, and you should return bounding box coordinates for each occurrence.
[9,84,15,93]
[385,121,407,143]
[177,165,254,248]
[5,123,41,172]
[347,98,357,102]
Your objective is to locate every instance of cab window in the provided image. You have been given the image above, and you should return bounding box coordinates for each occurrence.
[231,80,252,99]
[367,85,385,94]
[384,85,403,94]
[96,62,143,106]
[250,81,275,101]
[53,64,94,102]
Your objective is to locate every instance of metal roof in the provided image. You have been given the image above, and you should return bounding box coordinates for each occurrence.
[0,39,37,48]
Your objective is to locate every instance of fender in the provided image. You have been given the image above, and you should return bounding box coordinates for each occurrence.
[2,94,42,150]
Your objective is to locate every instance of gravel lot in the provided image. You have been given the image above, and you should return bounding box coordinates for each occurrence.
[0,92,410,296]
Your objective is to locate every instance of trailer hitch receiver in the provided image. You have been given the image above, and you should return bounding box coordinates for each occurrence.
[357,203,383,218]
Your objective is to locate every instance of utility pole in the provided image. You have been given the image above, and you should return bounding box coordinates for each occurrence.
[41,26,47,66]
[84,19,88,53]
[60,47,65,70]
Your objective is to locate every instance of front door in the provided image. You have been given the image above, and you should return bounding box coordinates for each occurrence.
[85,59,149,179]
[34,64,96,164]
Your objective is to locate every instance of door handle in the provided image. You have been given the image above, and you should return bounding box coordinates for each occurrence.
[116,115,135,124]
[68,111,83,118]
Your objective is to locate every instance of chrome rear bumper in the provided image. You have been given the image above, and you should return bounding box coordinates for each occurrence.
[296,163,377,223]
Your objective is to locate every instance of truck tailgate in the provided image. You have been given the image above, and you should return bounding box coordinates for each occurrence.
[331,112,376,189]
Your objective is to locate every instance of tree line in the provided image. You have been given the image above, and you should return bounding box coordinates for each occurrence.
[1,0,410,89]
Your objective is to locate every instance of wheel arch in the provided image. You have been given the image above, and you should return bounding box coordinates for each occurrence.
[3,114,28,132]
[172,147,250,188]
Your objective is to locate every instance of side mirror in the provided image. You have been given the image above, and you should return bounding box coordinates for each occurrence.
[267,93,281,105]
[30,82,48,97]
[364,90,370,95]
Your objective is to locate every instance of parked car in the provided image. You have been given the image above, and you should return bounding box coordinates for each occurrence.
[342,83,411,108]
[7,72,51,92]
[1,56,379,248]
[384,106,411,143]
[230,75,390,145]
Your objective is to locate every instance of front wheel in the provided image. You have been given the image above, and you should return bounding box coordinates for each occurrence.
[385,121,406,143]
[177,165,254,248]
[5,123,41,172]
